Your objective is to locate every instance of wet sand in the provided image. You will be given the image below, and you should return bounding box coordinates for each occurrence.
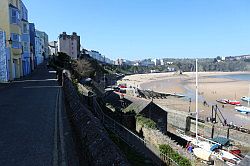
[120,72,250,129]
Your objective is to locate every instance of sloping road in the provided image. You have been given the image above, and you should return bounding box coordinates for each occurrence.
[0,63,64,166]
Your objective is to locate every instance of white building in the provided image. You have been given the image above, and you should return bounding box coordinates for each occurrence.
[89,50,102,61]
[160,59,164,66]
[49,41,58,56]
[152,58,161,66]
[58,32,80,59]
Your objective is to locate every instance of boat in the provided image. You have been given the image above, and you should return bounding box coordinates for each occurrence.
[227,100,241,106]
[241,96,250,102]
[216,99,228,104]
[214,150,241,165]
[235,106,250,114]
[193,148,212,161]
[235,85,250,114]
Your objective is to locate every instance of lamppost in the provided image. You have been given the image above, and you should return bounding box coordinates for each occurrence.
[6,37,12,47]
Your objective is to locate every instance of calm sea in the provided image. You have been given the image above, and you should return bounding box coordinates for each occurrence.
[211,74,250,81]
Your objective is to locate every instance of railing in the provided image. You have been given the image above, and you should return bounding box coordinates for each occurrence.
[92,96,179,166]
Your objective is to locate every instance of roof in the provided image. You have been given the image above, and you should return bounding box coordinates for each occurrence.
[104,91,132,110]
[211,137,229,146]
[123,99,151,113]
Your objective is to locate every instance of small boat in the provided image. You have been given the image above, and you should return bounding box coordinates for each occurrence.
[193,148,212,161]
[241,96,250,102]
[229,149,241,156]
[235,106,250,114]
[216,99,228,104]
[213,149,241,165]
[227,100,241,106]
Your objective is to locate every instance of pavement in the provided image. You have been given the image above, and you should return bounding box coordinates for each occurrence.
[0,63,72,166]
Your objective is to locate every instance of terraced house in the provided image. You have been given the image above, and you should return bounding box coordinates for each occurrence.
[20,0,31,76]
[0,0,23,80]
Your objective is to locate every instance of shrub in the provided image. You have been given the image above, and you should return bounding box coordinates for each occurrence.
[136,115,157,129]
[159,144,192,166]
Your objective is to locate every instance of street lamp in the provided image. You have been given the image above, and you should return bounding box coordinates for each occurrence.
[8,37,12,45]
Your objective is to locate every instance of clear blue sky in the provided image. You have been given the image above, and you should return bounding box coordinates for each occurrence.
[23,0,250,60]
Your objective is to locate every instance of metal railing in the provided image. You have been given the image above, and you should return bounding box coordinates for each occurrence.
[92,97,178,166]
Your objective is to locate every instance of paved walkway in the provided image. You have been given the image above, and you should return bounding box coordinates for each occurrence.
[0,63,64,166]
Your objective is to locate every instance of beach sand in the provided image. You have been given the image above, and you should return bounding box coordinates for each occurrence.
[119,72,250,129]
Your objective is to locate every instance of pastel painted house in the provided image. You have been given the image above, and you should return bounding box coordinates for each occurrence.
[29,23,35,70]
[0,0,23,80]
[20,0,31,76]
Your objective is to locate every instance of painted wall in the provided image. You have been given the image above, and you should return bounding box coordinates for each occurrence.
[0,30,9,82]
[35,32,44,65]
[0,0,23,80]
[20,0,30,76]
[29,23,35,70]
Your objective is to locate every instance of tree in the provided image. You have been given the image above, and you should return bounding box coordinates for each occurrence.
[57,52,71,68]
[71,59,95,79]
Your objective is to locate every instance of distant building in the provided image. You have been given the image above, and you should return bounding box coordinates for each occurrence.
[58,32,80,59]
[160,59,164,66]
[152,58,161,66]
[225,55,250,61]
[140,59,155,67]
[115,58,127,66]
[89,50,102,61]
[36,30,49,59]
[35,30,44,65]
[48,41,58,56]
[29,23,36,70]
[166,61,173,65]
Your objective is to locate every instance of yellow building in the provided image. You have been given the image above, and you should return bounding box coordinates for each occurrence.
[0,0,23,80]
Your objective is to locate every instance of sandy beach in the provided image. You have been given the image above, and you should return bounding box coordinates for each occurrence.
[119,72,250,129]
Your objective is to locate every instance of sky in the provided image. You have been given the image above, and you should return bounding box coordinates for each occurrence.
[22,0,250,60]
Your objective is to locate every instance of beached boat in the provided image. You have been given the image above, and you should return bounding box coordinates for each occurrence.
[236,86,250,114]
[227,100,241,106]
[214,149,241,165]
[235,106,250,114]
[241,96,250,102]
[193,148,212,161]
[216,99,228,104]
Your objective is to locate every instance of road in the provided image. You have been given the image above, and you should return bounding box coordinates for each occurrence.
[0,63,64,166]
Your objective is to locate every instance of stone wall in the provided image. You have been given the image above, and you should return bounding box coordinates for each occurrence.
[166,108,190,133]
[136,123,194,161]
[141,102,168,134]
[63,72,130,166]
[190,120,250,147]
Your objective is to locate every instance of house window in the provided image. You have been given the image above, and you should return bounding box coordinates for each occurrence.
[11,33,21,49]
[10,7,20,24]
[23,42,29,52]
[23,23,28,34]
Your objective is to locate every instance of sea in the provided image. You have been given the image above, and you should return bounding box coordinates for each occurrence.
[210,73,250,81]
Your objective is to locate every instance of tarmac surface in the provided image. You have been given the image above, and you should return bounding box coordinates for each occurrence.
[0,63,65,166]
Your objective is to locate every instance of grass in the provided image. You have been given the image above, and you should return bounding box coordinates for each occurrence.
[159,144,192,166]
[136,115,157,129]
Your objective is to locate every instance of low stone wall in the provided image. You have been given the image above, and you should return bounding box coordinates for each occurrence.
[190,120,250,147]
[136,123,194,161]
[63,73,130,166]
